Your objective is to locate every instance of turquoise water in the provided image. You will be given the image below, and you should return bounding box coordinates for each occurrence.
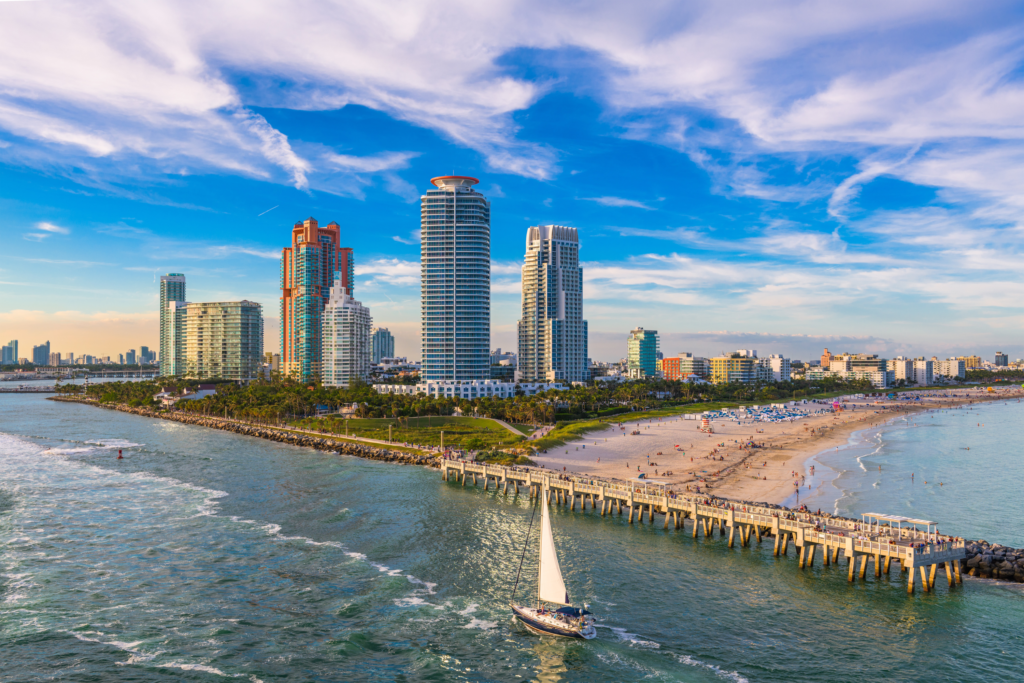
[802,400,1024,547]
[2,395,1023,682]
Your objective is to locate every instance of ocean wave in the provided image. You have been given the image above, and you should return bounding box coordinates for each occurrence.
[604,625,660,649]
[676,654,749,683]
[86,440,145,449]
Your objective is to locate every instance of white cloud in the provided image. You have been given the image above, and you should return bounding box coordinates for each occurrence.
[582,196,654,210]
[35,221,69,234]
[359,258,420,287]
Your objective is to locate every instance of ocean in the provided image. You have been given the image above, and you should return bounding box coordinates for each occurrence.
[2,393,1023,682]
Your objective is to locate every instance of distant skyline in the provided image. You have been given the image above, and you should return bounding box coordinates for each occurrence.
[3,2,1024,363]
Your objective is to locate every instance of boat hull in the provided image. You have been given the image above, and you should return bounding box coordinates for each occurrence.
[511,606,595,640]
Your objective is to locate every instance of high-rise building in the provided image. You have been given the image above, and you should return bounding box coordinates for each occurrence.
[372,327,395,364]
[165,301,264,380]
[166,301,189,377]
[126,349,136,365]
[2,340,17,366]
[32,341,50,366]
[322,280,372,388]
[626,328,659,378]
[420,176,491,381]
[995,351,1008,367]
[140,346,150,363]
[160,274,186,376]
[49,351,61,366]
[517,225,588,384]
[281,218,354,382]
[820,348,832,368]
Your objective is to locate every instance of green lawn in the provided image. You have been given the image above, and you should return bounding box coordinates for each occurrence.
[290,415,524,449]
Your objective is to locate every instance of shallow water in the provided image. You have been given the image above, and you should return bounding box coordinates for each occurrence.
[2,395,1023,682]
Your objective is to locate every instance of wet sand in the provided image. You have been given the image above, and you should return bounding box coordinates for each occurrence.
[532,387,1024,505]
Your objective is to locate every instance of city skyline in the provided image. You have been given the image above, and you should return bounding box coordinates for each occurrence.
[5,3,1024,362]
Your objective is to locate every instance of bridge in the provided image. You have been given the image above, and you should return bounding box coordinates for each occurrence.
[440,460,965,595]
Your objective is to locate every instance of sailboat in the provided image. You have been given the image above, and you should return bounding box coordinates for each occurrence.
[510,486,596,640]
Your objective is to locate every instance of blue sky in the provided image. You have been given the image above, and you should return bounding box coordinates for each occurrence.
[3,0,1024,363]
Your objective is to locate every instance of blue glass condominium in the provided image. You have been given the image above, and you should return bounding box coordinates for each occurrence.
[420,176,490,380]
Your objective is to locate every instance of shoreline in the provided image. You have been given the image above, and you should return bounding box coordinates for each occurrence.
[48,396,441,469]
[532,388,1024,506]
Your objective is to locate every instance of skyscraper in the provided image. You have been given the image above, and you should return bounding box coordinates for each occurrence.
[372,327,395,363]
[32,341,49,366]
[626,328,659,378]
[160,274,186,376]
[322,280,372,388]
[166,301,264,380]
[126,349,136,365]
[420,176,490,380]
[518,225,588,383]
[140,346,150,363]
[2,340,17,366]
[281,218,354,382]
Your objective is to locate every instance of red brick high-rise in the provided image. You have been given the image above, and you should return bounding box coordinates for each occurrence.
[280,218,354,381]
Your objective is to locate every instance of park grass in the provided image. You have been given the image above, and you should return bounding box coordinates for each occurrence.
[530,420,609,452]
[475,449,535,466]
[289,415,524,450]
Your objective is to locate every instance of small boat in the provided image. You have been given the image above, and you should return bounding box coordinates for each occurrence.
[510,487,596,640]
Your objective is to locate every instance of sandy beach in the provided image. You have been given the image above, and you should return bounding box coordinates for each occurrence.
[532,386,1024,505]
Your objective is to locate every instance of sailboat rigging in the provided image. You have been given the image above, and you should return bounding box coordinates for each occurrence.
[510,485,596,640]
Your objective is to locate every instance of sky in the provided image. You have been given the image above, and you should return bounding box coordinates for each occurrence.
[3,0,1024,364]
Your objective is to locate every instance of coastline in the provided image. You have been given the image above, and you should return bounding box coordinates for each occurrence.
[48,396,441,469]
[532,387,1024,506]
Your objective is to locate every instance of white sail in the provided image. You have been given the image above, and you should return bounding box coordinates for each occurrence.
[538,494,570,605]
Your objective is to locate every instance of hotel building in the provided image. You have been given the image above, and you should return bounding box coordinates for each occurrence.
[518,225,588,383]
[420,176,490,381]
[281,218,354,382]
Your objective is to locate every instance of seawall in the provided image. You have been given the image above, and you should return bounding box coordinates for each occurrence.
[48,396,440,469]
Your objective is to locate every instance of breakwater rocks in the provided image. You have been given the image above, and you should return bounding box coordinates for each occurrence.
[49,397,440,469]
[964,541,1024,582]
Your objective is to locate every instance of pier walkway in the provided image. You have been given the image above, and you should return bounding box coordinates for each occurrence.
[440,460,965,595]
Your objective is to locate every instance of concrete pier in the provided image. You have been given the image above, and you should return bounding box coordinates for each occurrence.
[440,460,966,596]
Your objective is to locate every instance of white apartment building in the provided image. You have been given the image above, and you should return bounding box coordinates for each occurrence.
[887,357,914,383]
[321,281,372,388]
[933,358,966,379]
[762,354,791,382]
[373,379,566,399]
[517,225,588,383]
[912,358,934,386]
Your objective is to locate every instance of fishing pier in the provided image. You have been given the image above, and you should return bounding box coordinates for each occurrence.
[440,460,965,595]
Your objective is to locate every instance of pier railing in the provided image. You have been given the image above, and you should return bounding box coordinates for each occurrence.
[440,459,967,595]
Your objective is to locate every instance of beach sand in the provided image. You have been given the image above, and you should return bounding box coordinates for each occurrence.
[531,387,1024,505]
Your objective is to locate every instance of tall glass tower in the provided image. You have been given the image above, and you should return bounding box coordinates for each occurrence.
[280,218,354,382]
[518,225,588,383]
[420,176,491,380]
[159,273,186,376]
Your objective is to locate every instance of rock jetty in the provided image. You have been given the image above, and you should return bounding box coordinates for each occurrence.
[963,541,1024,582]
[49,397,440,469]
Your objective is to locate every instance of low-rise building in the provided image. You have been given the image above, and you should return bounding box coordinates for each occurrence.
[661,353,709,381]
[373,379,565,399]
[710,354,758,384]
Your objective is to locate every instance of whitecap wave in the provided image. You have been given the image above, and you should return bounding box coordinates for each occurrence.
[605,626,660,648]
[676,654,749,683]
